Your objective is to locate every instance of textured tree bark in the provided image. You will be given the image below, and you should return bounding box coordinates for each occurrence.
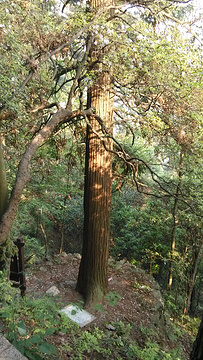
[76,0,114,307]
[77,71,113,306]
[0,139,8,222]
[190,314,203,360]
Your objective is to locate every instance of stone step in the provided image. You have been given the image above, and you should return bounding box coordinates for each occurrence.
[0,335,28,360]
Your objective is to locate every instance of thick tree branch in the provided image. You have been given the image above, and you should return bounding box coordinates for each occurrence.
[0,107,94,244]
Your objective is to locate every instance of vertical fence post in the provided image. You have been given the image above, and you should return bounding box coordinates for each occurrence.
[10,239,26,296]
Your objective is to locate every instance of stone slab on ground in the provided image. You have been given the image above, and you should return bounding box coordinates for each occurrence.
[0,335,28,360]
[60,304,96,327]
[46,285,60,296]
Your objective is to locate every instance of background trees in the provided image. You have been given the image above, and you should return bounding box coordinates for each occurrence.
[0,0,202,311]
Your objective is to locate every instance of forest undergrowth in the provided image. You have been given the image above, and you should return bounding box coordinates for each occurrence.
[0,253,199,360]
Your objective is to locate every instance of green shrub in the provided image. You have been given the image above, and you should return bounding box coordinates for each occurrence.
[0,270,19,304]
[0,294,77,359]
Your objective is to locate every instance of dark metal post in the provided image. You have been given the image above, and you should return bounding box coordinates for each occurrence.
[10,239,26,296]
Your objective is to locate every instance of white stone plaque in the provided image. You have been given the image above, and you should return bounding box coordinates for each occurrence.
[60,304,96,327]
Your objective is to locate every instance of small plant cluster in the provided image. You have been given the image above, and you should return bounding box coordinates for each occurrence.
[61,320,183,360]
[94,291,122,312]
[0,270,19,304]
[0,285,77,360]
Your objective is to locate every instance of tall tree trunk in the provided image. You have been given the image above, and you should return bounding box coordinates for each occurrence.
[77,72,113,306]
[0,139,8,222]
[77,74,113,306]
[190,314,203,360]
[168,150,184,290]
[76,0,114,307]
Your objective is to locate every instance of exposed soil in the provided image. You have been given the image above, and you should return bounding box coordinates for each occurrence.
[24,253,194,359]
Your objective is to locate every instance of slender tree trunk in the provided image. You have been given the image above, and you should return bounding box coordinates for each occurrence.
[168,150,184,290]
[0,139,9,266]
[77,71,113,306]
[0,108,91,244]
[184,243,202,315]
[190,314,203,360]
[0,139,8,222]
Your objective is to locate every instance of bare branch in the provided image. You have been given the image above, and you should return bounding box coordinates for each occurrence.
[30,101,61,113]
[10,70,34,100]
[66,35,94,109]
[162,10,203,46]
[83,110,202,216]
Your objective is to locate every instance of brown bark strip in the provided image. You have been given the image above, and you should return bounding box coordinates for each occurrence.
[77,57,114,305]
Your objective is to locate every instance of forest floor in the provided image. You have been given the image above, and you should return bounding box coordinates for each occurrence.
[24,252,195,359]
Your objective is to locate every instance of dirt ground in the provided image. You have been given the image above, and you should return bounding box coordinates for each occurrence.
[25,253,193,359]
